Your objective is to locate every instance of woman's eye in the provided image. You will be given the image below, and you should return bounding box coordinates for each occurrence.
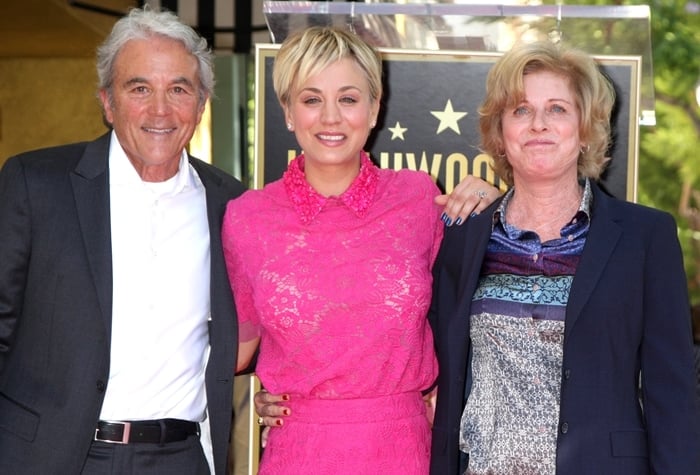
[340,96,358,104]
[550,104,566,113]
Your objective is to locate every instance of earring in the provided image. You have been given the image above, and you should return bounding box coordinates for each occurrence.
[286,123,293,131]
[580,144,590,154]
[370,121,376,129]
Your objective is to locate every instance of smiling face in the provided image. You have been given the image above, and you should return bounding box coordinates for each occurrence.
[283,57,380,176]
[99,35,206,182]
[502,70,581,187]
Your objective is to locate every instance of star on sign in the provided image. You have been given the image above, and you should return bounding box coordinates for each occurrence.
[430,99,467,135]
[388,121,408,141]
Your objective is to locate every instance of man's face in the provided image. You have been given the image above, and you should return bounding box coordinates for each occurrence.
[100,35,206,182]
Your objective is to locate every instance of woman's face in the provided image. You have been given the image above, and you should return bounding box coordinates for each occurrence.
[283,57,379,171]
[501,70,581,186]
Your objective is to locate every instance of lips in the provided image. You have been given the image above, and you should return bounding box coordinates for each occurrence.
[525,138,555,146]
[316,133,345,142]
[143,127,176,134]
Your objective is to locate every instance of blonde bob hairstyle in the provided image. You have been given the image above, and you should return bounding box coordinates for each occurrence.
[272,26,383,107]
[479,40,616,187]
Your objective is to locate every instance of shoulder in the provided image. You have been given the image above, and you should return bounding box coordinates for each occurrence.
[591,185,679,250]
[225,179,285,214]
[4,140,91,171]
[188,156,246,196]
[593,184,676,228]
[379,167,441,197]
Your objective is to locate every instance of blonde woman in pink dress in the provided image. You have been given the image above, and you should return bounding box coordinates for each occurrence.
[221,26,497,474]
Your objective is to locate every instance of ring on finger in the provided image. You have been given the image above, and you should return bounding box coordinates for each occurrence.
[474,190,487,199]
[257,416,264,426]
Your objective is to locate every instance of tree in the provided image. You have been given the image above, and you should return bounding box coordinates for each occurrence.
[641,0,700,303]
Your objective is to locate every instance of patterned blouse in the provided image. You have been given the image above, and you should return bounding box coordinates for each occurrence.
[461,180,592,475]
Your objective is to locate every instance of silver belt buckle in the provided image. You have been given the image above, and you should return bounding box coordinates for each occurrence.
[94,420,131,444]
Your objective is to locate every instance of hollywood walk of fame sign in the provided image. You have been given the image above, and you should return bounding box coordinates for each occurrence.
[254,45,640,201]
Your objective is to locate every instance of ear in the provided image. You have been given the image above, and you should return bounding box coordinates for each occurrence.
[282,104,295,131]
[195,95,209,125]
[282,104,292,125]
[99,89,113,125]
[370,97,381,128]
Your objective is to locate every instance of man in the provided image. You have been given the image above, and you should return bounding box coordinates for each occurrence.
[0,7,245,474]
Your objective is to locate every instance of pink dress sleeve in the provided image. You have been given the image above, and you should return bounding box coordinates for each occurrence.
[221,197,260,343]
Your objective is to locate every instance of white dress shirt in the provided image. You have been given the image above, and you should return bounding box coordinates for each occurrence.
[100,132,211,423]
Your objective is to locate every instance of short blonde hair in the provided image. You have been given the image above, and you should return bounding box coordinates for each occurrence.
[272,26,383,107]
[479,41,616,186]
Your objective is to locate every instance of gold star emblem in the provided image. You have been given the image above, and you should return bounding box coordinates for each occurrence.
[388,121,408,141]
[430,99,467,135]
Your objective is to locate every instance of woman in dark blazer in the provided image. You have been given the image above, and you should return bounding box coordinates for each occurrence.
[429,41,700,474]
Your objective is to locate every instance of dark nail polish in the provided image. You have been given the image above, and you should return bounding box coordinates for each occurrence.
[469,212,477,218]
[454,217,463,226]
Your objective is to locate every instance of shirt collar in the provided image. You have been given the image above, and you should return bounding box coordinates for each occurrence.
[493,178,593,231]
[108,130,193,196]
[283,151,379,224]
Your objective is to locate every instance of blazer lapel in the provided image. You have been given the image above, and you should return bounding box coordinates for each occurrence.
[71,133,113,331]
[565,184,622,338]
[449,201,500,345]
[456,200,500,309]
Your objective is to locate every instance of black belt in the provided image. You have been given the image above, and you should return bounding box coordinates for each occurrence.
[94,419,200,444]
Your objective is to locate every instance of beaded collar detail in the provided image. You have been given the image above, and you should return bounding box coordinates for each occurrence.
[282,151,379,224]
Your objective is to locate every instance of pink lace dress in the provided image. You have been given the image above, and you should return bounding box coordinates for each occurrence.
[222,152,443,474]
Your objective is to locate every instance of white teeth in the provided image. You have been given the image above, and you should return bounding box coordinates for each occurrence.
[318,134,343,141]
[144,127,174,134]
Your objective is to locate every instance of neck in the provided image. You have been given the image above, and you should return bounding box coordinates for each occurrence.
[304,160,361,198]
[506,178,583,242]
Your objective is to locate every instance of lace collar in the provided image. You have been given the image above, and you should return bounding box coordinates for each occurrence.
[282,151,379,224]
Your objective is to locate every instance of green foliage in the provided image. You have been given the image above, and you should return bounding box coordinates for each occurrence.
[643,0,700,303]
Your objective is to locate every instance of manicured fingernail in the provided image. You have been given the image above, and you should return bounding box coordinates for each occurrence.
[282,394,290,401]
[470,212,477,218]
[276,420,283,426]
[454,217,463,226]
[440,212,448,223]
[283,409,290,416]
[445,217,453,227]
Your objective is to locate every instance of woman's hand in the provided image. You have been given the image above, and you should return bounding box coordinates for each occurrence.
[254,390,290,448]
[435,175,501,226]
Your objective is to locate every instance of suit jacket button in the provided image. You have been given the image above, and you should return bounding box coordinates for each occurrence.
[96,380,106,392]
[561,422,569,434]
[564,369,571,380]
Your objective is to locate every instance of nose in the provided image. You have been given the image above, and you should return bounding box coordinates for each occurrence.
[530,108,548,131]
[149,91,171,115]
[320,101,341,124]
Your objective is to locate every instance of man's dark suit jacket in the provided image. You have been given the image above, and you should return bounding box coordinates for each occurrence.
[429,182,700,474]
[0,132,246,474]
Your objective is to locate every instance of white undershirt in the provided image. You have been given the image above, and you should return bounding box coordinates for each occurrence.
[100,131,211,423]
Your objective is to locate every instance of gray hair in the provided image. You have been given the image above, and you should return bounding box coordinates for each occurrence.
[96,6,214,106]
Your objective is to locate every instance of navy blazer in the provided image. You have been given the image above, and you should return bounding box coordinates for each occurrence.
[429,182,700,474]
[0,133,246,474]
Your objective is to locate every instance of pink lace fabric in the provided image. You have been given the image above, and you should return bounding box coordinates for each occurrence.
[222,152,443,474]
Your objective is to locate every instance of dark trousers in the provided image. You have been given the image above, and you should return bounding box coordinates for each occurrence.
[82,435,210,475]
